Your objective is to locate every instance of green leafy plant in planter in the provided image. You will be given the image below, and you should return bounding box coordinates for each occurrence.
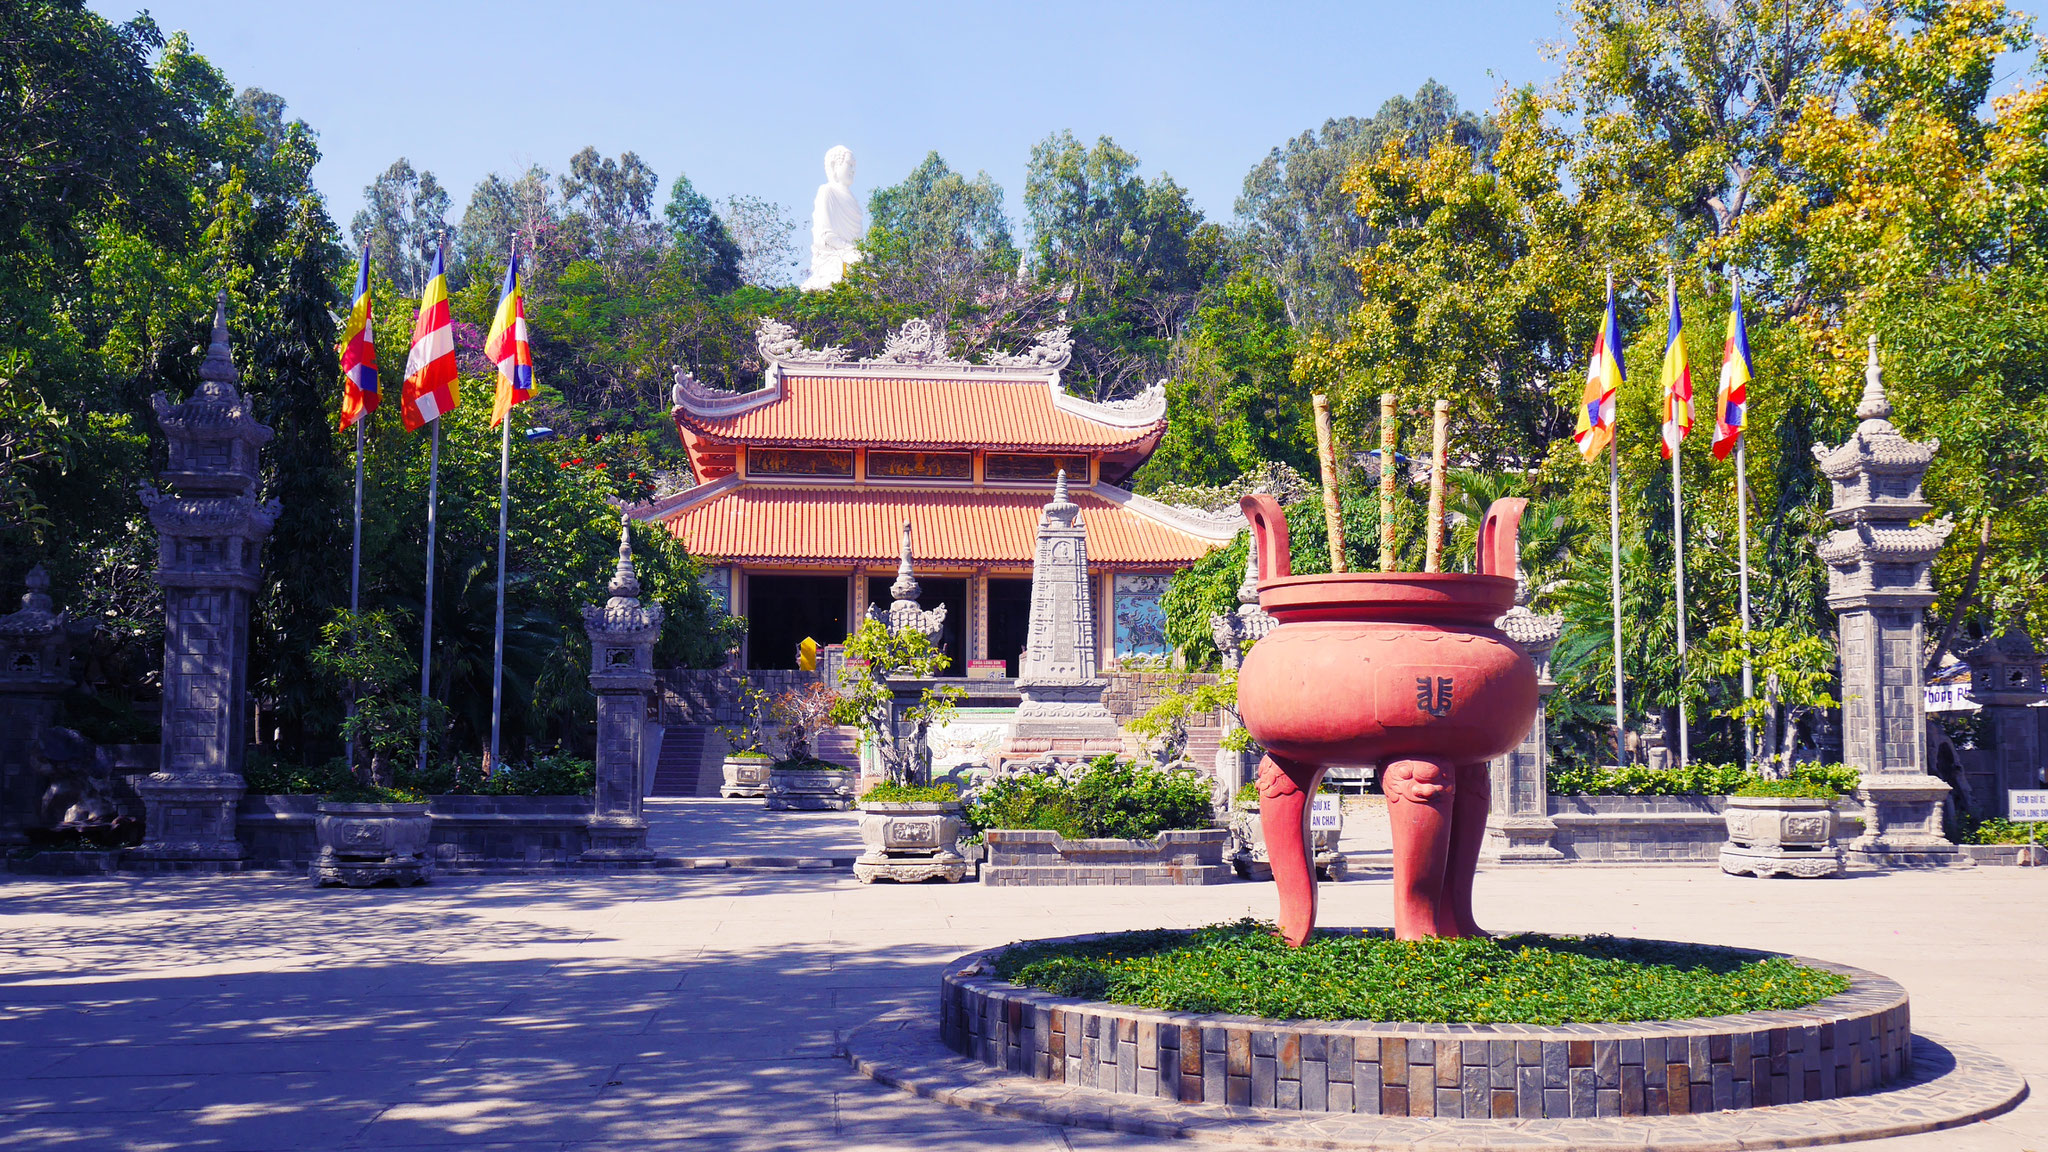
[991,921,1853,1024]
[1550,762,1857,797]
[862,782,960,805]
[968,755,1214,840]
[829,618,964,785]
[1732,778,1840,800]
[322,783,426,804]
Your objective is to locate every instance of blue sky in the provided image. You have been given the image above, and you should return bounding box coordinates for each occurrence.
[90,0,1571,234]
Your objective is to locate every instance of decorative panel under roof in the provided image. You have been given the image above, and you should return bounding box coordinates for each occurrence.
[652,482,1234,567]
[683,374,1163,453]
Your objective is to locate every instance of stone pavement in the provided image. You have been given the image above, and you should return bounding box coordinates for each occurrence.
[0,841,2041,1150]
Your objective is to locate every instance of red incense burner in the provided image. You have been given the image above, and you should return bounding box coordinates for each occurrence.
[1235,494,1538,945]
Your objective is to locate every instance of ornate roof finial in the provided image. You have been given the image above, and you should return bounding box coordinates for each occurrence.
[1053,468,1068,505]
[197,290,239,397]
[608,513,642,602]
[1041,468,1081,529]
[891,520,921,601]
[1857,333,1893,425]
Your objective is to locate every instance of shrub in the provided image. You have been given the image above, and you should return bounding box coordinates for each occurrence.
[968,756,1214,839]
[991,921,1853,1024]
[403,751,595,796]
[1732,778,1839,799]
[1962,816,2043,845]
[862,782,959,805]
[1550,762,1857,797]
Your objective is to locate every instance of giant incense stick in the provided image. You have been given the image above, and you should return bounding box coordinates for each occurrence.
[1312,393,1346,572]
[1426,398,1448,572]
[1379,392,1398,572]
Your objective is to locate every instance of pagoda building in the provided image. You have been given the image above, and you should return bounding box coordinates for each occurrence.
[642,318,1241,671]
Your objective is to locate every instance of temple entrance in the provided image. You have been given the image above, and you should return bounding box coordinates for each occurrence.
[987,578,1032,676]
[746,574,847,669]
[867,576,966,672]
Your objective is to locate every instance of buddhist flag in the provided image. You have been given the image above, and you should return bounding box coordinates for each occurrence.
[400,247,458,430]
[1574,279,1623,460]
[1714,280,1753,461]
[485,253,533,427]
[1659,282,1693,460]
[339,243,378,429]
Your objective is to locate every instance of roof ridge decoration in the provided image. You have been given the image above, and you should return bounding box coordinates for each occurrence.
[866,318,970,367]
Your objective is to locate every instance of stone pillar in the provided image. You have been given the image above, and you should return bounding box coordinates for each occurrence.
[0,566,83,845]
[132,292,277,868]
[1813,336,1962,867]
[1001,472,1124,767]
[1959,622,2046,818]
[866,522,946,641]
[1484,582,1565,863]
[584,516,662,860]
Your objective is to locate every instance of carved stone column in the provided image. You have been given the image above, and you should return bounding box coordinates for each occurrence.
[1484,582,1565,862]
[583,516,661,860]
[1814,337,1962,867]
[1959,622,2046,818]
[132,292,277,868]
[0,566,83,845]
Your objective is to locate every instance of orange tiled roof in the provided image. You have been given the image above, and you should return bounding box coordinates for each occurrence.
[679,374,1163,452]
[656,484,1221,567]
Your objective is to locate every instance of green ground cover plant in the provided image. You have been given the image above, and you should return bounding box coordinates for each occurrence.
[1549,762,1857,797]
[968,756,1214,840]
[861,783,959,805]
[991,921,1852,1024]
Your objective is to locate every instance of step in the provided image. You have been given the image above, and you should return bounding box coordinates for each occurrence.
[652,724,709,797]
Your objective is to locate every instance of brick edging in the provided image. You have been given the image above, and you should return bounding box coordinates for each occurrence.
[938,931,1910,1119]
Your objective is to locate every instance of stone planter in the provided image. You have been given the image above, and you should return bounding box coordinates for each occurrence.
[1721,795,1843,878]
[853,801,967,883]
[981,827,1233,886]
[1229,799,1344,881]
[765,761,855,811]
[719,754,772,798]
[311,801,432,887]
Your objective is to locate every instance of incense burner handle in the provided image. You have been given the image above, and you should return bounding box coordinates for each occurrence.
[1478,497,1528,578]
[1240,494,1292,584]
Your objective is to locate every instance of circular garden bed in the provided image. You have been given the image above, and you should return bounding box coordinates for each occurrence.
[940,925,1912,1120]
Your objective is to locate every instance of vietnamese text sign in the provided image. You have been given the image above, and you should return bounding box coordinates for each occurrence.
[2009,790,2048,822]
[1309,795,1342,832]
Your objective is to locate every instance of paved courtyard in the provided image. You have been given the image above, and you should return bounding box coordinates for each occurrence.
[0,804,2040,1151]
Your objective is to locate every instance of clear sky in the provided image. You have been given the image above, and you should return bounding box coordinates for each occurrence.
[88,0,1572,235]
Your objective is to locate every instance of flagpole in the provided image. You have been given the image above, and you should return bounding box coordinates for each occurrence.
[489,376,512,774]
[417,418,440,776]
[1735,435,1754,766]
[348,419,365,776]
[1668,269,1689,767]
[1605,268,1626,770]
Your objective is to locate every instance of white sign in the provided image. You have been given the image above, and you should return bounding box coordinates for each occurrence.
[1309,795,1343,833]
[2010,790,2048,822]
[1925,682,1980,713]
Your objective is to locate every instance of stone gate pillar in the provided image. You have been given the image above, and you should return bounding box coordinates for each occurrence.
[1959,623,2046,818]
[1813,336,1962,867]
[0,566,82,846]
[584,516,661,861]
[133,292,277,867]
[1484,582,1564,862]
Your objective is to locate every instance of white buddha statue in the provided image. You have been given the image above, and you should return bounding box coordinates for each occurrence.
[799,145,864,291]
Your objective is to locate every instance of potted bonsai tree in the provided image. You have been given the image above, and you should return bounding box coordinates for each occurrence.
[308,610,436,887]
[833,619,968,874]
[716,677,773,798]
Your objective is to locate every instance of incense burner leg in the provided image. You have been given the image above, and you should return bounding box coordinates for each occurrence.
[1440,760,1492,937]
[1384,756,1457,941]
[1256,753,1327,947]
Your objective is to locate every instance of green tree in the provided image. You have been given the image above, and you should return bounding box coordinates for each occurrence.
[350,158,449,294]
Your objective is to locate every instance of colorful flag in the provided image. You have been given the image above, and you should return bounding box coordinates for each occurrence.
[485,253,533,427]
[339,243,378,429]
[1714,280,1753,461]
[1659,281,1693,460]
[1574,279,1624,460]
[400,247,459,431]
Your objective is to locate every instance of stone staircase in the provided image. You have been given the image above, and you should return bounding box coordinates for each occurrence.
[651,724,712,796]
[814,726,862,772]
[1184,722,1224,776]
